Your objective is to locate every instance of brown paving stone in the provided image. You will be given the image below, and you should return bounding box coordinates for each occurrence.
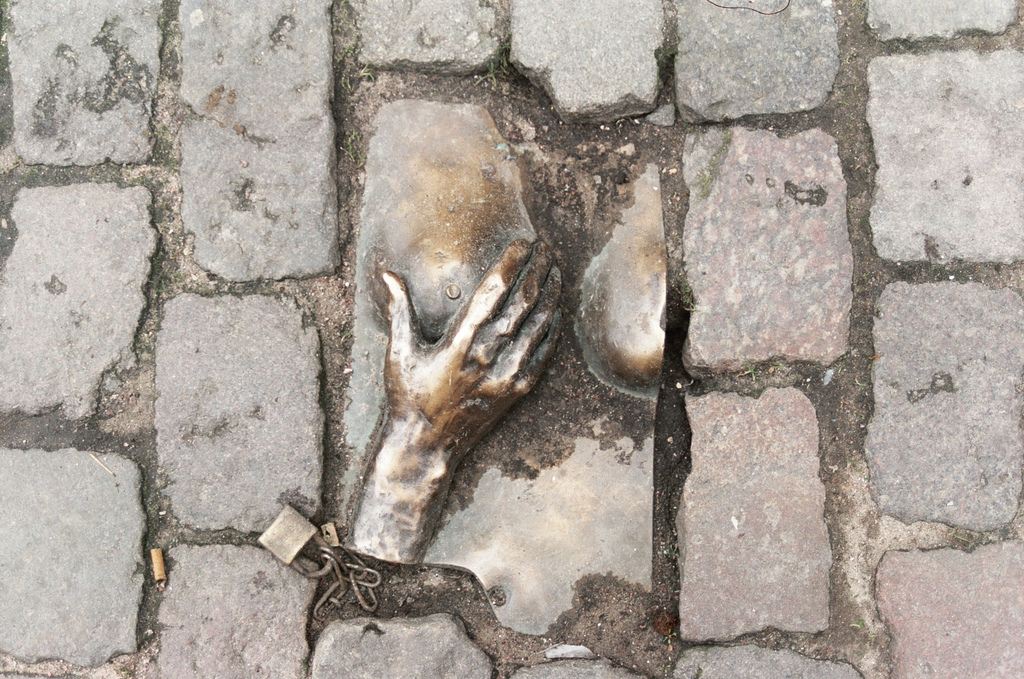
[876,541,1024,679]
[683,127,852,372]
[674,645,863,678]
[677,389,831,641]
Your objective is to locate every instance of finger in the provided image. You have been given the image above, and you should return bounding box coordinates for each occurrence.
[469,241,554,366]
[382,271,417,353]
[449,239,532,354]
[512,309,560,396]
[488,265,561,388]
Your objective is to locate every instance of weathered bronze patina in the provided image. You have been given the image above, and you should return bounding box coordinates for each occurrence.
[345,101,662,631]
[351,239,561,563]
[576,164,666,398]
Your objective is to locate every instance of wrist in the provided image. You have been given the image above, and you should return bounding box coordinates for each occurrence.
[349,414,455,563]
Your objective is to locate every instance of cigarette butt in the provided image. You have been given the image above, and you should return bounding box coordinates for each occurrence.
[151,548,166,590]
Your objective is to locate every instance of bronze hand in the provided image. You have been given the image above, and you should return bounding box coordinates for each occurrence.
[352,239,561,563]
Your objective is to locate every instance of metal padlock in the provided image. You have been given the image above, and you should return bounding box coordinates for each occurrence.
[258,505,318,565]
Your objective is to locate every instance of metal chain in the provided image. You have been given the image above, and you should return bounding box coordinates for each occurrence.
[291,534,382,617]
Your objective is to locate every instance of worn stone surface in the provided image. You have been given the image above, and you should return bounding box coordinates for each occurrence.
[310,614,492,679]
[343,100,535,516]
[179,0,338,281]
[511,0,662,122]
[678,389,831,641]
[355,0,498,74]
[156,294,323,532]
[0,449,143,667]
[868,0,1017,39]
[866,282,1024,530]
[674,0,839,121]
[683,127,852,372]
[674,646,863,679]
[876,542,1024,679]
[645,104,676,127]
[868,51,1024,263]
[7,0,160,165]
[577,163,666,398]
[428,435,652,634]
[511,659,645,678]
[0,184,155,419]
[157,545,314,679]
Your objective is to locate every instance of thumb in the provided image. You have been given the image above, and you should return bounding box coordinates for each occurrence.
[382,271,416,350]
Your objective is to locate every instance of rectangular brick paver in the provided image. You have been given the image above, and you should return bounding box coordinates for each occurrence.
[683,127,852,372]
[356,0,499,74]
[868,0,1017,40]
[156,545,314,679]
[674,0,839,121]
[311,615,493,679]
[678,388,831,641]
[675,646,863,679]
[511,0,663,122]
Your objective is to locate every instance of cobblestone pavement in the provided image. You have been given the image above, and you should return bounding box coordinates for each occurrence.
[1,0,1023,678]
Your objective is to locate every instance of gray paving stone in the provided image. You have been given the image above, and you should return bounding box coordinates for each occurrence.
[0,449,144,667]
[645,104,676,127]
[156,293,323,532]
[355,0,499,74]
[682,127,852,372]
[179,0,338,281]
[876,541,1024,679]
[7,0,160,165]
[310,614,492,679]
[675,646,863,679]
[868,0,1017,39]
[674,0,839,121]
[868,51,1024,263]
[866,282,1024,530]
[180,119,338,281]
[156,545,314,679]
[511,660,645,678]
[0,184,155,419]
[511,0,663,122]
[678,389,831,641]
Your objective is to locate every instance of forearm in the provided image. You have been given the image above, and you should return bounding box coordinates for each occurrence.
[350,413,455,563]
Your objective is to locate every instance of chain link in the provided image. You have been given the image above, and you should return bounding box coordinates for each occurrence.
[291,534,382,617]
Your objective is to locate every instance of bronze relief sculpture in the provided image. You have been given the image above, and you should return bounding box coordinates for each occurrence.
[343,100,663,632]
[351,239,561,562]
[344,100,563,562]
